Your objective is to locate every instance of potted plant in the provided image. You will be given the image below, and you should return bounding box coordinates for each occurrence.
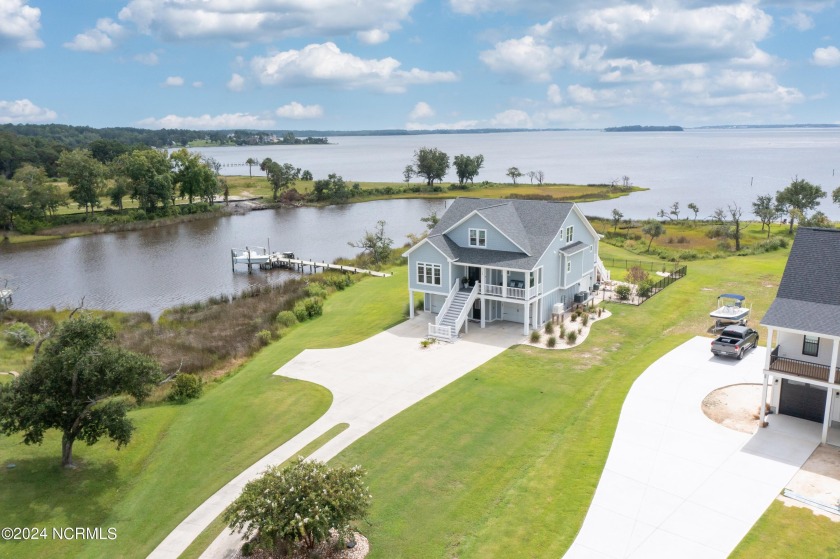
[462,276,469,288]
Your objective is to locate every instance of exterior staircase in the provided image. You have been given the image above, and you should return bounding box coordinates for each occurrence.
[428,283,479,342]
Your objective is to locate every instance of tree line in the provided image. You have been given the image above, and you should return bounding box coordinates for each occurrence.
[403,147,545,187]
[0,145,225,232]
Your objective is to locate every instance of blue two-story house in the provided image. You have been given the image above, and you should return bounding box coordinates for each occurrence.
[404,197,607,340]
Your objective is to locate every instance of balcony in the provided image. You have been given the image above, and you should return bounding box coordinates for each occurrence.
[479,282,542,300]
[769,346,836,384]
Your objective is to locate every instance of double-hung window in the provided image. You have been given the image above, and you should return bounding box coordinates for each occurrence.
[803,335,820,357]
[417,262,441,286]
[566,226,574,243]
[469,228,487,247]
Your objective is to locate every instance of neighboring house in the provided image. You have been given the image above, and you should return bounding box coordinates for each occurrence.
[759,227,840,444]
[403,197,608,340]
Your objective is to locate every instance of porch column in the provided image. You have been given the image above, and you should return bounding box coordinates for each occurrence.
[409,291,415,318]
[502,270,508,298]
[822,389,833,444]
[480,268,486,328]
[829,338,839,384]
[759,373,769,425]
[763,327,775,371]
[523,301,530,335]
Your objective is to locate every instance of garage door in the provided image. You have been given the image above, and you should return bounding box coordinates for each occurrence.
[779,379,827,423]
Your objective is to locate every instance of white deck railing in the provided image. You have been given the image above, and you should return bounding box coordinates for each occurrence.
[435,279,461,326]
[480,282,542,300]
[428,324,452,340]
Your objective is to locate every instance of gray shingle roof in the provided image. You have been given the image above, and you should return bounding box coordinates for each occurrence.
[761,227,840,337]
[426,197,575,271]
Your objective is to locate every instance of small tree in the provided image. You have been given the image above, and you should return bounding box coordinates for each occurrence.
[0,314,162,467]
[536,170,545,185]
[402,164,415,185]
[611,208,624,232]
[526,171,536,184]
[832,186,840,207]
[752,194,779,238]
[413,147,449,186]
[420,209,439,231]
[452,154,484,185]
[687,202,699,224]
[641,220,665,251]
[224,458,370,553]
[506,166,522,185]
[301,169,313,181]
[349,220,393,265]
[713,203,745,250]
[245,157,258,177]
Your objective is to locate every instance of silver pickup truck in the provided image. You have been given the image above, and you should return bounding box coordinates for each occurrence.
[710,325,759,360]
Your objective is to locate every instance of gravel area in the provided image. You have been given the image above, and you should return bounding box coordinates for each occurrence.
[780,446,840,521]
[701,383,767,434]
[524,307,612,350]
[235,532,369,559]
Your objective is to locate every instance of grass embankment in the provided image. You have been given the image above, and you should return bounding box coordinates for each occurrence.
[0,268,408,558]
[329,244,788,558]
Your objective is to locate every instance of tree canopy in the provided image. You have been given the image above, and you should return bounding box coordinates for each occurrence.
[261,158,300,201]
[641,220,665,251]
[112,149,173,213]
[348,220,393,265]
[171,148,219,204]
[453,154,484,185]
[412,147,449,186]
[57,149,106,214]
[506,166,522,184]
[0,314,162,467]
[775,178,826,233]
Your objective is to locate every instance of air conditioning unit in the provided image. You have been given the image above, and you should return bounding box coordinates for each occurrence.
[573,292,587,304]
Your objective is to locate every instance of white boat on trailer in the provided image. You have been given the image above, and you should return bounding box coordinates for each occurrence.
[710,293,751,331]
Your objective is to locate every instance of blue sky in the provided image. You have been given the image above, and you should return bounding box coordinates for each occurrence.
[1,0,838,130]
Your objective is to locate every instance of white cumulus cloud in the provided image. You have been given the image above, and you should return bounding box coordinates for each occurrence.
[480,36,566,81]
[227,72,245,91]
[192,81,203,88]
[0,98,56,123]
[275,102,324,119]
[782,11,814,31]
[547,84,563,104]
[162,75,184,87]
[409,101,435,120]
[249,42,457,93]
[0,0,43,50]
[118,0,418,43]
[812,46,840,67]
[137,112,276,130]
[357,29,390,44]
[64,18,125,53]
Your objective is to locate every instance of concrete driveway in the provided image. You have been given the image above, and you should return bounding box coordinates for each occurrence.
[564,336,821,559]
[148,314,524,559]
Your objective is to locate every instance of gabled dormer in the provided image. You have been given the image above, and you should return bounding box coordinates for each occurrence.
[441,204,531,255]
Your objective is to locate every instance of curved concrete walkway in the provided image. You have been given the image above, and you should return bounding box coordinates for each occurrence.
[148,315,524,559]
[564,336,821,559]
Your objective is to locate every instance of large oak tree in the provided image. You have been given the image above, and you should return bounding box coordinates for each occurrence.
[0,314,162,467]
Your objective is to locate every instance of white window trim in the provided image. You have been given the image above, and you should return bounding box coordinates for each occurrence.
[567,260,572,273]
[469,228,487,248]
[417,262,442,286]
[566,226,574,243]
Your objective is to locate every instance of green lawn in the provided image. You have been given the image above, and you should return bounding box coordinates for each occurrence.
[0,268,408,558]
[731,501,840,558]
[330,248,789,558]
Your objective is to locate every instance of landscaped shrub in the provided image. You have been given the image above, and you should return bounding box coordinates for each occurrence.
[559,325,566,338]
[570,313,578,322]
[530,330,541,343]
[293,297,324,322]
[168,374,203,404]
[625,265,649,285]
[275,310,298,328]
[545,321,554,335]
[305,282,328,299]
[547,336,557,348]
[5,322,37,347]
[581,313,590,326]
[256,329,273,346]
[637,278,656,298]
[567,330,578,344]
[615,284,632,301]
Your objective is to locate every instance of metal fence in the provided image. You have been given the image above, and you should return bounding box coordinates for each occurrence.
[601,258,683,273]
[600,264,687,306]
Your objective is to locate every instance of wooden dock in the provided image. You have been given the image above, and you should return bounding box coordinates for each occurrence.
[260,254,391,277]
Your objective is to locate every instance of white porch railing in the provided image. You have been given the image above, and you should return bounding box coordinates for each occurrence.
[428,324,452,339]
[479,282,542,300]
[435,279,461,326]
[452,282,480,331]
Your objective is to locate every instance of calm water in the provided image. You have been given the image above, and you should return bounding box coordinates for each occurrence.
[3,128,839,315]
[195,128,840,220]
[0,199,444,316]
